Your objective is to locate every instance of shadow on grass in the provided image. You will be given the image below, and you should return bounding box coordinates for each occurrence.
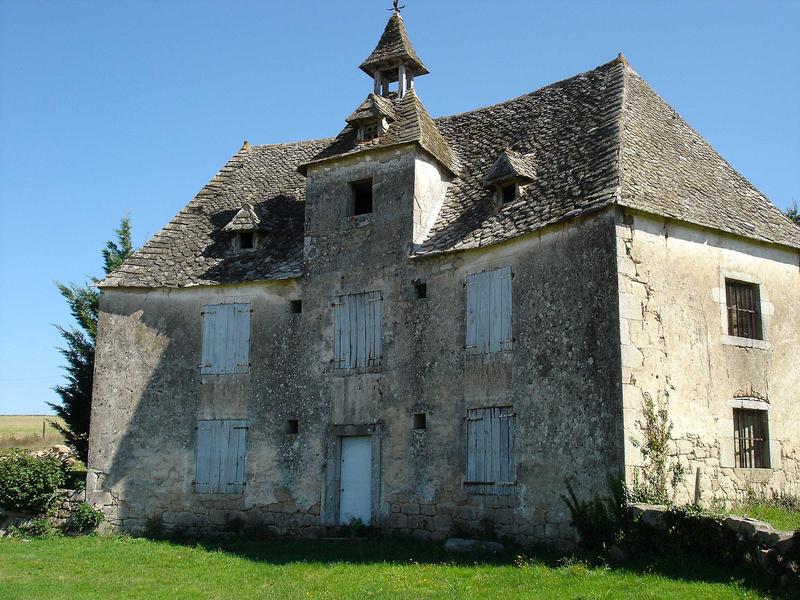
[152,535,785,598]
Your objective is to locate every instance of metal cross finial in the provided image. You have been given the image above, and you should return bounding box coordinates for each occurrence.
[390,0,405,13]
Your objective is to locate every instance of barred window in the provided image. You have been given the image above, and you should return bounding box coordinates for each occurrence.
[733,409,770,469]
[725,279,762,340]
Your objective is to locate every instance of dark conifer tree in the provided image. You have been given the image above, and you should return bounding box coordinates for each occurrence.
[51,217,134,461]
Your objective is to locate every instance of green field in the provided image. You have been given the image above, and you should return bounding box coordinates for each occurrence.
[0,536,774,599]
[0,415,65,450]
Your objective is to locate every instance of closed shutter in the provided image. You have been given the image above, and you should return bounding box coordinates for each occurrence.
[333,291,382,369]
[200,303,251,374]
[194,421,214,493]
[464,406,515,494]
[195,419,248,494]
[465,267,512,354]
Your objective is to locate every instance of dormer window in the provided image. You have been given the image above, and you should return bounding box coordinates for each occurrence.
[362,121,379,141]
[499,182,518,204]
[233,230,258,251]
[238,231,254,250]
[223,203,265,253]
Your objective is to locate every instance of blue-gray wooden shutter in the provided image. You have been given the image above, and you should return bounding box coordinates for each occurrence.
[465,267,512,354]
[230,304,251,374]
[492,267,513,351]
[222,420,248,493]
[195,419,247,494]
[464,406,515,494]
[200,303,251,374]
[333,292,382,368]
[195,420,214,493]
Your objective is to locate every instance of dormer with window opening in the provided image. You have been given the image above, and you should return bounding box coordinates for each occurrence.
[223,203,265,252]
[483,149,536,206]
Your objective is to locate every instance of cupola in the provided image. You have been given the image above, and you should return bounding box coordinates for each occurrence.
[359,4,429,99]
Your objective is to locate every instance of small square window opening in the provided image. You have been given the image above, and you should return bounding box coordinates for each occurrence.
[290,300,303,314]
[351,179,374,215]
[286,419,299,435]
[725,279,762,340]
[413,413,427,430]
[238,231,254,250]
[500,183,517,204]
[414,281,427,299]
[361,122,380,141]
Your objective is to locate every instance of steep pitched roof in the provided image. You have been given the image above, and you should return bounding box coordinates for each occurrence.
[483,150,537,187]
[98,140,331,288]
[359,13,429,77]
[617,66,800,248]
[100,57,800,289]
[299,89,456,175]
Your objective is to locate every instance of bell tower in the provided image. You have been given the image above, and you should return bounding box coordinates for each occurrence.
[359,3,429,99]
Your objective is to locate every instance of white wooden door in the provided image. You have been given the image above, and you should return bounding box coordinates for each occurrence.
[339,436,372,525]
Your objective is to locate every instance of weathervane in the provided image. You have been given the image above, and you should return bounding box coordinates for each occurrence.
[390,0,405,13]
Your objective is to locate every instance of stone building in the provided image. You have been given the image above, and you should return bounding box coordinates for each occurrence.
[88,9,800,544]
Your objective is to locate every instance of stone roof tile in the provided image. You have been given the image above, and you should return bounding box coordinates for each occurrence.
[100,57,800,289]
[359,13,428,77]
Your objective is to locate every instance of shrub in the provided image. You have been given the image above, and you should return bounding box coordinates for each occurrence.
[0,449,66,513]
[561,475,629,551]
[13,517,60,538]
[66,501,103,533]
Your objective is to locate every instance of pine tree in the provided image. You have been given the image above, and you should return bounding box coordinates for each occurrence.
[787,201,800,226]
[51,217,134,461]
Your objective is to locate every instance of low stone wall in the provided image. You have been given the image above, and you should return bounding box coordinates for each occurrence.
[631,504,799,589]
[0,489,85,535]
[97,492,575,548]
[384,493,573,547]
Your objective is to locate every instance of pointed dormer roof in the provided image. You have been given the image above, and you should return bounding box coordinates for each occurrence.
[359,13,429,77]
[222,203,264,232]
[299,89,456,176]
[483,150,537,187]
[346,93,398,125]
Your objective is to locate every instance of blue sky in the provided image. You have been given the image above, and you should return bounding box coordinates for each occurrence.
[0,0,798,414]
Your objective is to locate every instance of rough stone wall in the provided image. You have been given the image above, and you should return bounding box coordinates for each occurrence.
[88,146,624,544]
[617,209,800,506]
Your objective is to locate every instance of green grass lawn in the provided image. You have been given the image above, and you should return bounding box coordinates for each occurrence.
[0,536,774,600]
[728,503,800,532]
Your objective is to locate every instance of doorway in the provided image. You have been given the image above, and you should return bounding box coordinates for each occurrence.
[339,436,372,525]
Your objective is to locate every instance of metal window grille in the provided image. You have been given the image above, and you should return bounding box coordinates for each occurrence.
[733,409,770,469]
[725,279,762,340]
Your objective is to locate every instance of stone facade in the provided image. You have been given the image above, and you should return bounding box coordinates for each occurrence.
[87,10,800,545]
[617,211,800,505]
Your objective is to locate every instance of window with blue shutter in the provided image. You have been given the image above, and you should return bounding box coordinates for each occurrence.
[200,303,251,374]
[464,406,516,495]
[465,266,513,354]
[333,291,382,369]
[195,419,248,494]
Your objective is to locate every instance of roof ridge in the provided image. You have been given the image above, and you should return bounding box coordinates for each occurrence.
[434,56,624,123]
[614,54,630,204]
[252,137,334,150]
